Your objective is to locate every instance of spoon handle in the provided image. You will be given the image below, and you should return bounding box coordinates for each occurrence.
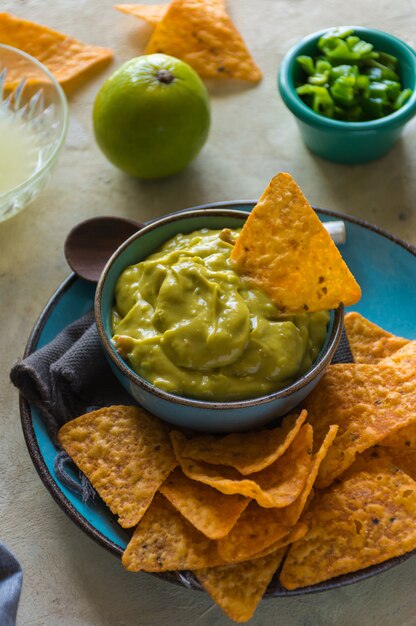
[324,220,346,245]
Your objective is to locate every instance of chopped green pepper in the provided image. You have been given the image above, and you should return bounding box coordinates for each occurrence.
[295,27,412,121]
[296,85,335,117]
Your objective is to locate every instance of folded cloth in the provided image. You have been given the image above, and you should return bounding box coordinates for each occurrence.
[10,311,134,443]
[10,310,353,499]
[0,544,22,626]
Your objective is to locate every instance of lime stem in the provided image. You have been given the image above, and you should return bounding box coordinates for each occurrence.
[156,69,175,84]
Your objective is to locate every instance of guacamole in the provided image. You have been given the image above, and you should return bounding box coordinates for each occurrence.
[111,228,329,401]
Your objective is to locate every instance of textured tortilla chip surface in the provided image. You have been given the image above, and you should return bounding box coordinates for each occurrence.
[248,522,308,561]
[58,406,177,528]
[344,312,409,363]
[305,359,416,488]
[179,410,307,475]
[194,548,286,623]
[279,453,416,590]
[381,423,416,449]
[217,426,338,562]
[231,173,361,313]
[379,339,416,368]
[115,0,226,25]
[380,447,416,481]
[170,425,312,508]
[115,3,168,25]
[159,467,249,539]
[122,493,223,571]
[145,0,262,82]
[0,12,112,90]
[378,342,416,448]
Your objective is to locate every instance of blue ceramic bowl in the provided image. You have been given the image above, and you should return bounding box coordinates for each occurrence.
[278,27,416,164]
[95,208,343,433]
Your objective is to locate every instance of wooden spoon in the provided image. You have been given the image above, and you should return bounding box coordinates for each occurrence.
[64,216,144,282]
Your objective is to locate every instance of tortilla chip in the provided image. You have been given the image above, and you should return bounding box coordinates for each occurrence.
[194,548,286,623]
[179,410,307,475]
[377,447,416,481]
[58,406,177,528]
[279,453,416,590]
[115,0,226,25]
[122,493,224,571]
[378,345,416,450]
[159,467,249,539]
[145,0,262,82]
[0,12,112,91]
[379,339,416,368]
[115,3,169,25]
[170,425,313,508]
[231,173,361,313]
[381,424,416,449]
[217,426,338,562]
[344,312,409,364]
[251,522,308,559]
[305,358,416,488]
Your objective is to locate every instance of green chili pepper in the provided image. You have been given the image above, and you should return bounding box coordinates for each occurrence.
[296,85,335,117]
[356,75,370,91]
[295,27,412,121]
[296,55,315,76]
[394,88,412,110]
[330,75,357,107]
[365,59,400,81]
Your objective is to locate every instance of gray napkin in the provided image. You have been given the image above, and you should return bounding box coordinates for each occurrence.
[10,311,134,501]
[0,543,22,626]
[10,310,134,442]
[10,311,353,499]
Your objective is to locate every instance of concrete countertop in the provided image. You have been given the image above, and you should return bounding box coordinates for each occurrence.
[1,1,415,624]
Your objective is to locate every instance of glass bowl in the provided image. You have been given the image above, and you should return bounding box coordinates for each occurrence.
[0,44,68,221]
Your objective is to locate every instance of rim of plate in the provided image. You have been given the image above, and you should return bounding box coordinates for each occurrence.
[19,202,416,596]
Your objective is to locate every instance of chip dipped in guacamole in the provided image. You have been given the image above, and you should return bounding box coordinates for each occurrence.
[111,228,329,401]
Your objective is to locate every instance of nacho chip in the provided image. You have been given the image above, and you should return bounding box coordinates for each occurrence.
[378,447,416,481]
[369,343,416,449]
[231,173,361,313]
[58,406,177,528]
[279,453,416,589]
[379,339,416,368]
[122,493,223,571]
[179,410,307,475]
[0,13,112,91]
[145,0,262,82]
[344,312,409,364]
[115,3,169,25]
[170,425,313,508]
[159,467,249,539]
[345,445,416,482]
[305,358,416,488]
[217,426,338,562]
[194,548,286,623]
[251,522,308,559]
[115,0,226,26]
[381,424,416,449]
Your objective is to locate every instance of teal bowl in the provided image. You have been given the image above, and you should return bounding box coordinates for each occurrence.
[95,208,343,433]
[278,27,416,164]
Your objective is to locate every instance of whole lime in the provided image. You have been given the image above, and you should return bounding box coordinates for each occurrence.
[93,54,211,179]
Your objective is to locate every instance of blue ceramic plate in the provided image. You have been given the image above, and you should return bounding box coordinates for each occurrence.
[20,202,416,596]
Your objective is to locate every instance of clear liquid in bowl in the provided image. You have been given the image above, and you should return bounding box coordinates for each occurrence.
[0,106,42,194]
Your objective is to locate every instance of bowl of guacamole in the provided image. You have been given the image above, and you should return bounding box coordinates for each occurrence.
[95,207,343,432]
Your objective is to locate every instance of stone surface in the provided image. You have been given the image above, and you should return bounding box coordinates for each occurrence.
[0,1,415,624]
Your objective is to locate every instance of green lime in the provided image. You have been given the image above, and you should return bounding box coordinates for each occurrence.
[93,54,211,179]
